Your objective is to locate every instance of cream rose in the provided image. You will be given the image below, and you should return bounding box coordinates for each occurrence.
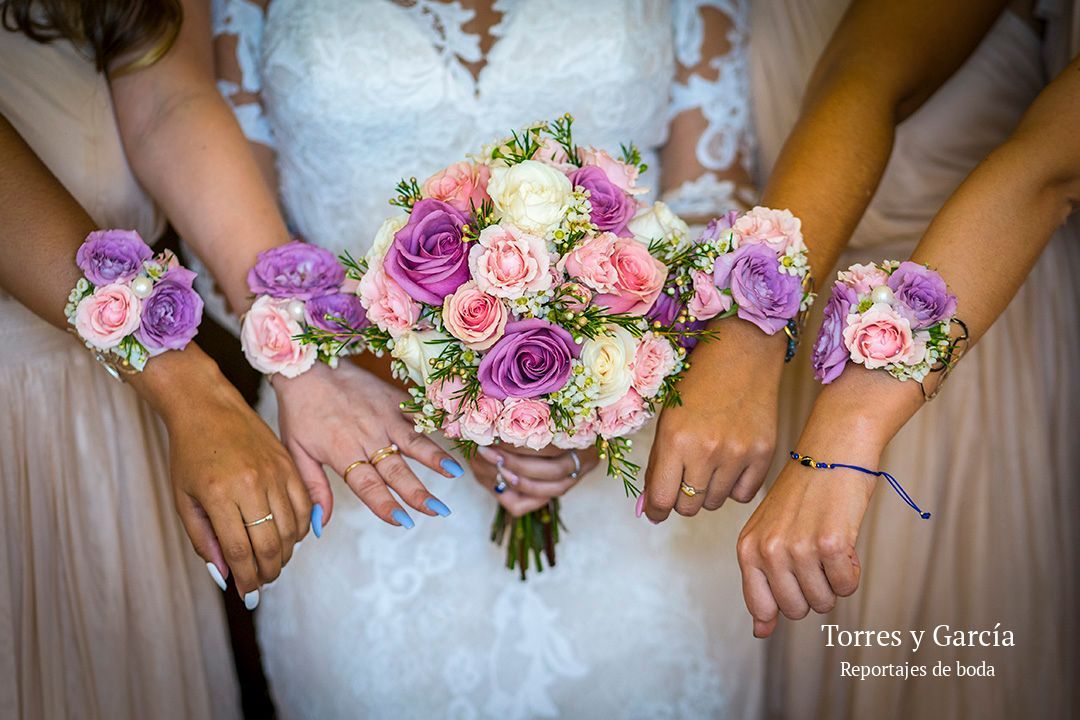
[486,159,572,236]
[366,214,409,265]
[391,329,448,385]
[626,201,689,246]
[581,325,638,407]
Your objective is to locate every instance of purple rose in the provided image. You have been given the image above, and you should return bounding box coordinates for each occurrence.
[646,288,706,350]
[811,282,858,384]
[478,319,580,399]
[570,166,637,234]
[713,244,802,335]
[307,292,368,341]
[135,267,204,354]
[247,240,345,300]
[887,261,957,329]
[385,198,471,305]
[76,229,153,286]
[696,211,739,244]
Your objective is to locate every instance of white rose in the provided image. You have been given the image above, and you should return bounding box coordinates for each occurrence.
[626,201,689,247]
[366,214,408,265]
[391,329,447,385]
[487,159,572,236]
[581,325,638,407]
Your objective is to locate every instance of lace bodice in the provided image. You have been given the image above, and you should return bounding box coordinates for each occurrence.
[211,3,764,718]
[214,0,754,258]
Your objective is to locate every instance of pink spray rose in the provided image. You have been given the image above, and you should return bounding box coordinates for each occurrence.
[496,398,554,450]
[557,232,619,293]
[459,395,504,445]
[533,137,575,172]
[240,295,317,378]
[426,376,466,417]
[687,269,731,320]
[594,238,667,315]
[732,206,806,255]
[74,283,142,350]
[468,224,552,299]
[577,146,646,195]
[597,389,649,437]
[552,413,600,450]
[842,302,926,369]
[631,333,678,398]
[422,161,491,214]
[358,266,420,336]
[442,281,508,350]
[837,263,889,296]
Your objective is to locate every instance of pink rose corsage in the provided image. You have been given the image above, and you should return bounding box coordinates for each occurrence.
[812,260,967,394]
[239,240,368,378]
[65,229,203,377]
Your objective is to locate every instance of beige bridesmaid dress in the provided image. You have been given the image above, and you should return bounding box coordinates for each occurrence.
[750,1,1079,719]
[0,29,241,720]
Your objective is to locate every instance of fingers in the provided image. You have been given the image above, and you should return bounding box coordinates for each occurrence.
[738,559,779,639]
[289,443,334,534]
[821,537,862,598]
[643,442,681,523]
[392,421,464,479]
[375,452,451,517]
[673,465,710,517]
[729,457,769,504]
[512,473,578,499]
[341,458,415,528]
[175,493,227,584]
[702,464,738,511]
[266,481,299,568]
[241,495,284,586]
[792,548,837,615]
[478,446,575,483]
[204,500,260,600]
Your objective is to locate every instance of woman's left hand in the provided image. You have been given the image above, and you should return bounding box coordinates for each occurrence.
[470,444,600,517]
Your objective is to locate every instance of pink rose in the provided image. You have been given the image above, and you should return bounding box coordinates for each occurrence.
[358,265,420,336]
[496,398,554,450]
[533,137,575,172]
[459,395,503,445]
[240,295,317,378]
[557,232,619,293]
[552,412,599,450]
[468,224,552,299]
[422,161,491,214]
[558,282,593,312]
[427,376,466,417]
[837,263,889,296]
[733,206,806,255]
[594,238,667,315]
[442,281,508,350]
[842,303,926,369]
[74,283,142,350]
[687,269,731,321]
[577,146,646,195]
[631,333,678,398]
[597,389,649,437]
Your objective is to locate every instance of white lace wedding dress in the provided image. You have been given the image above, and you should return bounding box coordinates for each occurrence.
[213,1,763,717]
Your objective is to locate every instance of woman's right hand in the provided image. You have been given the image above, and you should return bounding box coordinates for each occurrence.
[270,361,462,531]
[470,444,600,516]
[149,354,311,609]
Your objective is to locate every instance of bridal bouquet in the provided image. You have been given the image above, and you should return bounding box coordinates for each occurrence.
[314,116,726,577]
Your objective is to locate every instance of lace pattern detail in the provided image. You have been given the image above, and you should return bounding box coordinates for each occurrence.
[213,0,275,147]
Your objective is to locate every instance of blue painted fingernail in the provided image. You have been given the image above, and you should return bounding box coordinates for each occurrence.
[310,503,324,538]
[440,458,464,477]
[391,508,415,529]
[425,498,452,517]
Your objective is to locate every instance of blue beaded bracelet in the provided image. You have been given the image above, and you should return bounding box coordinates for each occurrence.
[789,451,931,520]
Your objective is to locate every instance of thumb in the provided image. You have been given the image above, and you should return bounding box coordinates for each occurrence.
[175,493,228,590]
[289,443,335,532]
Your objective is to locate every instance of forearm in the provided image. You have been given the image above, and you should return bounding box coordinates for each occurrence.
[111,0,289,316]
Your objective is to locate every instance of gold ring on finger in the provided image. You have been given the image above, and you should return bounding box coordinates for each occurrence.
[343,458,369,481]
[369,443,400,466]
[244,512,274,528]
[679,481,705,498]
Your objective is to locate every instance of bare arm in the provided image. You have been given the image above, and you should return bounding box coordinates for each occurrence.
[738,56,1080,638]
[0,112,305,605]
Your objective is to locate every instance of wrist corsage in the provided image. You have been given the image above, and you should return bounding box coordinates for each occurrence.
[65,229,203,377]
[675,206,814,361]
[812,260,968,397]
[240,240,368,378]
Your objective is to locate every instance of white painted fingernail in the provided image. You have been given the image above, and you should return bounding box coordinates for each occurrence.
[206,562,227,592]
[244,590,260,610]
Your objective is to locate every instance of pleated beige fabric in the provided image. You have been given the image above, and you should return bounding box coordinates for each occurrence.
[0,29,241,720]
[750,2,1079,719]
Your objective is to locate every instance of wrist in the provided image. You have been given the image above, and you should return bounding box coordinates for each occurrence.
[129,346,231,425]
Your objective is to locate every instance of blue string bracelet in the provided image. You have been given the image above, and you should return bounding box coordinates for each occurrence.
[789,451,931,520]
